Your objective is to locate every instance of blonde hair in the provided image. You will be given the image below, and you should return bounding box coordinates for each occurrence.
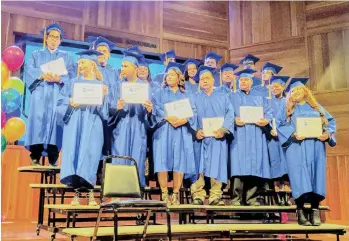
[76,59,104,82]
[286,85,328,129]
[162,68,185,92]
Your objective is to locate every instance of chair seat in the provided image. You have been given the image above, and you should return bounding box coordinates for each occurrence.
[101,199,167,208]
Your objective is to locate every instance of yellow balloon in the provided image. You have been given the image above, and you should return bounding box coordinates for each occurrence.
[3,117,26,142]
[2,77,25,95]
[1,61,10,90]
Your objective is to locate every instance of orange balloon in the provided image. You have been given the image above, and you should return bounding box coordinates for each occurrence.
[1,61,10,89]
[3,117,26,142]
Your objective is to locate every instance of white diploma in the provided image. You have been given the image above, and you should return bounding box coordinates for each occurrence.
[72,83,103,106]
[296,117,323,138]
[202,117,224,137]
[40,57,68,76]
[272,118,277,134]
[164,98,193,119]
[121,82,149,104]
[240,106,264,123]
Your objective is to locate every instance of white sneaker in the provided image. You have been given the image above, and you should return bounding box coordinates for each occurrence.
[88,190,98,206]
[71,191,80,206]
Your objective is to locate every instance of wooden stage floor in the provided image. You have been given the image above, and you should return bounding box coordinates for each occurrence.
[2,220,349,241]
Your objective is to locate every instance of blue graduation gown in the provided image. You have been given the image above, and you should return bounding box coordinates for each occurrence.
[108,78,153,187]
[268,97,288,179]
[253,85,269,97]
[57,78,108,188]
[216,83,232,94]
[24,48,74,150]
[213,71,221,87]
[185,81,199,95]
[99,64,119,157]
[276,102,336,200]
[194,89,235,183]
[152,72,165,86]
[229,89,272,179]
[151,87,197,174]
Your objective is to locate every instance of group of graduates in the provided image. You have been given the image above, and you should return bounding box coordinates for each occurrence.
[24,23,336,227]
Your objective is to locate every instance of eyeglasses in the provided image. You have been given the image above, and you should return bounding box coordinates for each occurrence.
[47,35,60,41]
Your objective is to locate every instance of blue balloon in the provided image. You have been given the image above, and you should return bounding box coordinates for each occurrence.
[1,88,21,114]
[5,107,21,119]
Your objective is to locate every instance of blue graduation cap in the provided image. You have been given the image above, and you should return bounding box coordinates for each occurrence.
[220,63,239,72]
[165,62,185,74]
[183,58,201,68]
[270,75,290,86]
[88,36,116,51]
[285,77,309,93]
[122,50,144,66]
[262,62,283,74]
[40,22,65,37]
[138,57,151,67]
[240,54,260,65]
[76,50,102,63]
[127,45,141,54]
[160,50,176,62]
[203,51,223,63]
[192,65,216,83]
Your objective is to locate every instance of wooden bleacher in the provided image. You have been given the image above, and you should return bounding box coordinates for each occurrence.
[61,223,347,241]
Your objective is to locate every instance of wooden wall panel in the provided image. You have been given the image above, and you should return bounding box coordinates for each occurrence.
[163,1,228,45]
[229,37,308,78]
[305,1,349,35]
[229,1,305,49]
[307,28,349,91]
[85,1,161,38]
[162,39,228,64]
[1,12,11,52]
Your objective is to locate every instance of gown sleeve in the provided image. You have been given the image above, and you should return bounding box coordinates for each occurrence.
[59,52,75,85]
[320,104,337,147]
[24,51,45,92]
[276,101,296,148]
[56,79,74,126]
[222,94,235,134]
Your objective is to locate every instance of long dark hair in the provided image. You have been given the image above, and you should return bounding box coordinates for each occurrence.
[162,68,185,92]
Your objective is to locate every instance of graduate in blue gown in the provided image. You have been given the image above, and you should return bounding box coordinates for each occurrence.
[203,52,223,87]
[108,51,153,187]
[190,66,235,206]
[57,50,109,206]
[24,22,74,166]
[217,63,239,93]
[152,50,176,86]
[151,62,197,204]
[276,77,336,226]
[240,54,260,71]
[229,69,272,206]
[255,62,283,98]
[87,36,119,184]
[267,75,290,205]
[183,58,200,94]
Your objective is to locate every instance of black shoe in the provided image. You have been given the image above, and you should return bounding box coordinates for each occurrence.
[209,199,225,206]
[310,209,321,226]
[297,209,312,226]
[192,198,204,205]
[48,162,58,167]
[48,157,58,167]
[30,159,42,166]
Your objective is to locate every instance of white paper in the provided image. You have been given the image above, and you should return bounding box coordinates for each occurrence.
[72,83,103,106]
[202,117,224,137]
[296,117,323,138]
[121,82,149,104]
[240,106,264,123]
[272,118,277,134]
[164,98,194,119]
[40,57,68,76]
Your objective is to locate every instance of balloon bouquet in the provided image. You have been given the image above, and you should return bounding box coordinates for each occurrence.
[1,45,26,154]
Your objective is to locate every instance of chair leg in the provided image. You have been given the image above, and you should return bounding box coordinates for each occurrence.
[92,208,103,241]
[166,210,172,241]
[114,210,119,241]
[141,210,152,241]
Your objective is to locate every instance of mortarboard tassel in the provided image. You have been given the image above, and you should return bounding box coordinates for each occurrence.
[220,69,222,87]
[268,78,272,99]
[43,27,46,49]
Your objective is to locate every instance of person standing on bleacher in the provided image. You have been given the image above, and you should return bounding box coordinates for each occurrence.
[24,22,74,166]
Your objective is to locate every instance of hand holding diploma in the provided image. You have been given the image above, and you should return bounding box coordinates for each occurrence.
[318,132,330,141]
[117,100,125,111]
[270,129,278,137]
[235,117,245,126]
[256,118,269,127]
[196,129,205,140]
[213,129,224,139]
[143,100,153,113]
[69,98,80,108]
[293,132,305,141]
